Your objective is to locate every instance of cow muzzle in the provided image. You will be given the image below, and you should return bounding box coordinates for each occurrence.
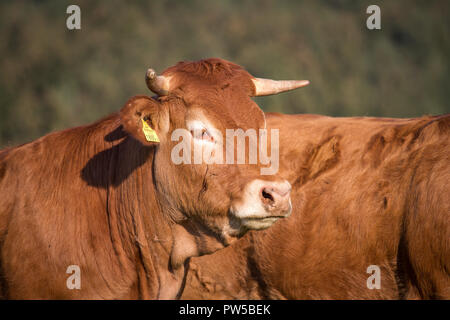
[230,179,292,233]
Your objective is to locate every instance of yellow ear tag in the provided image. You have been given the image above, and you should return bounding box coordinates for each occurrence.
[141,119,160,142]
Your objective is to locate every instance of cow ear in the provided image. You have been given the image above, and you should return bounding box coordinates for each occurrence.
[120,96,162,146]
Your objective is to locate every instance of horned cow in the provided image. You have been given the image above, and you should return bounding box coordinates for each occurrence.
[0,58,310,299]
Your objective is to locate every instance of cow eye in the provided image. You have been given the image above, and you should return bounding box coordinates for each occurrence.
[190,128,214,142]
[202,129,214,142]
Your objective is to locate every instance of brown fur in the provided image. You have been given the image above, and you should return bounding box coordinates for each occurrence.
[0,58,287,299]
[181,113,450,300]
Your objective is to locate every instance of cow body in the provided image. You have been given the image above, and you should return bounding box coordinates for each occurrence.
[0,115,172,298]
[0,58,298,299]
[181,113,450,299]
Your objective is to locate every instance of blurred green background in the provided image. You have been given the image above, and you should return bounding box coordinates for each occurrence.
[0,0,449,147]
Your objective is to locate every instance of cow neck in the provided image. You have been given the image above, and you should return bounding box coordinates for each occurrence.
[99,119,185,299]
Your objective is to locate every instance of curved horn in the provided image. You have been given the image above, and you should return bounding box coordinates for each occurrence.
[145,68,171,96]
[251,78,310,96]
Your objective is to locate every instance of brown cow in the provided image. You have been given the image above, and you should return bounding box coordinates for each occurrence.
[0,58,310,299]
[181,112,450,299]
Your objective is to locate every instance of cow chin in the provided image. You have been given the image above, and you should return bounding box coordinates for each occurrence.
[241,216,285,230]
[232,208,292,236]
[226,203,292,238]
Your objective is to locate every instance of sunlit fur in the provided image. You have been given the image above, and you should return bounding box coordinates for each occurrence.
[181,113,450,300]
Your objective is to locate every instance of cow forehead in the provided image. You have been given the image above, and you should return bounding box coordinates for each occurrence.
[183,92,266,131]
[161,58,266,129]
[162,58,254,88]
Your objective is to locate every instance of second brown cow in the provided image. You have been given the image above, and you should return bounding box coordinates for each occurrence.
[182,112,450,299]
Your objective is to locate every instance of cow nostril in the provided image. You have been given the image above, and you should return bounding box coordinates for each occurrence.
[261,188,275,204]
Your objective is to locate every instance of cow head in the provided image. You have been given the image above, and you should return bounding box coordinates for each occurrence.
[120,58,308,259]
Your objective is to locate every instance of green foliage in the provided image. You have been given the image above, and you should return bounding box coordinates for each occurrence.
[0,0,449,147]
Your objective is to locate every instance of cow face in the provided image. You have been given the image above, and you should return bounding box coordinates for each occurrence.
[120,59,308,253]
